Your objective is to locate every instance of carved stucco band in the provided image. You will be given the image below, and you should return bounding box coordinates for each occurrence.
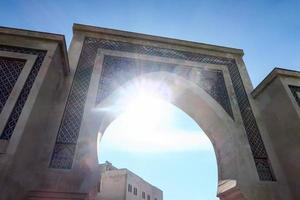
[50,38,275,181]
[96,55,233,118]
[0,45,46,140]
[289,85,300,107]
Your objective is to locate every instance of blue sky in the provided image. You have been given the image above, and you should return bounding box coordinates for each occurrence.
[1,0,299,86]
[1,1,299,199]
[99,95,218,200]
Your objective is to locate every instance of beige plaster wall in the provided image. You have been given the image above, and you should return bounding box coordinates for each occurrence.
[125,170,162,200]
[97,170,127,200]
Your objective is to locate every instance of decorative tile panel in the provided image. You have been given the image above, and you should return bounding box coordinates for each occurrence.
[255,158,275,181]
[0,57,26,113]
[49,143,76,169]
[51,37,276,181]
[289,85,300,107]
[0,45,46,140]
[96,56,233,119]
[49,39,95,168]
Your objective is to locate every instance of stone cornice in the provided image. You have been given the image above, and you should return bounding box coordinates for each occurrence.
[0,26,69,74]
[73,23,244,56]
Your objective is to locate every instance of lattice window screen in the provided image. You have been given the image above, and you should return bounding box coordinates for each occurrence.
[0,46,46,140]
[0,57,26,113]
[289,85,300,107]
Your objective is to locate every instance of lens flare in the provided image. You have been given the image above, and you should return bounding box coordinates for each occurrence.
[97,78,212,153]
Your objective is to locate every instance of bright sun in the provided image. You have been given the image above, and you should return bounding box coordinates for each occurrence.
[99,79,211,153]
[124,91,171,130]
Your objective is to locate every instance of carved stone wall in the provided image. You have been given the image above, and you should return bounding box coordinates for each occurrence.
[252,69,300,199]
[0,27,69,200]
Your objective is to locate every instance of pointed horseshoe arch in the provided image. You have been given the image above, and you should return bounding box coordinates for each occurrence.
[81,71,244,199]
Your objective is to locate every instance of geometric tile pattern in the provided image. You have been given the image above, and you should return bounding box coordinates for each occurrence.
[51,38,275,181]
[49,143,76,169]
[0,45,46,140]
[255,158,276,181]
[0,57,26,113]
[289,85,300,107]
[49,39,95,169]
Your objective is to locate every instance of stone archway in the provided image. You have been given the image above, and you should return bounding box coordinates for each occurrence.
[78,71,247,199]
[45,25,283,199]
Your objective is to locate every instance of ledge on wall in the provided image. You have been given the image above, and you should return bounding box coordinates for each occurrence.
[72,23,244,56]
[27,191,89,200]
[217,179,246,200]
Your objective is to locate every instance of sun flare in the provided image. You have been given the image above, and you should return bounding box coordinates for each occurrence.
[98,79,211,154]
[124,90,171,130]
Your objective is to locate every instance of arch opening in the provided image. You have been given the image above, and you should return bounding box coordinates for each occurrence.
[97,93,219,200]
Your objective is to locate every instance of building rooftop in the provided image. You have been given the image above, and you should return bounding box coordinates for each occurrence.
[0,26,69,74]
[252,67,300,98]
[99,161,162,192]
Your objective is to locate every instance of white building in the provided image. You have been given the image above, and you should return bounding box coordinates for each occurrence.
[96,161,163,200]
